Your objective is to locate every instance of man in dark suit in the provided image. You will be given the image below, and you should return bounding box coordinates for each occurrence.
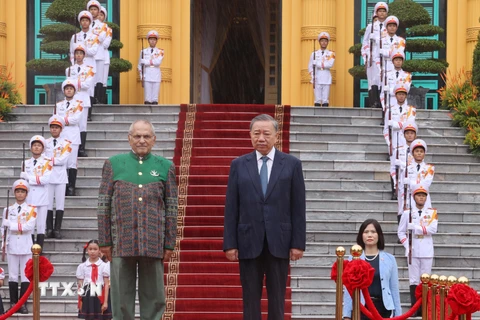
[223,114,306,320]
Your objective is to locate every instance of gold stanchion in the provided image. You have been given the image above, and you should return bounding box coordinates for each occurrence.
[447,276,457,319]
[430,274,439,320]
[351,245,363,320]
[335,246,346,320]
[421,273,430,320]
[32,244,41,320]
[438,275,447,320]
[457,277,469,320]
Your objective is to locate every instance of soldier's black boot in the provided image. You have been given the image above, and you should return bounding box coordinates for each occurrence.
[65,169,70,196]
[380,109,385,126]
[94,83,103,104]
[314,103,321,107]
[19,282,29,314]
[66,169,77,196]
[322,103,329,107]
[87,106,93,121]
[370,85,381,108]
[103,87,108,104]
[53,210,64,239]
[36,234,45,253]
[391,177,397,200]
[8,282,18,312]
[78,132,88,157]
[410,285,421,316]
[46,210,54,238]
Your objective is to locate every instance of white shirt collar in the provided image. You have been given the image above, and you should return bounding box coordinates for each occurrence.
[256,148,276,162]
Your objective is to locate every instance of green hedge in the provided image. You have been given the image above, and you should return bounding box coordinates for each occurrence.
[40,23,78,40]
[406,39,445,52]
[40,40,70,56]
[388,0,431,28]
[109,58,133,74]
[46,0,88,24]
[349,43,362,56]
[406,25,444,37]
[348,65,367,79]
[473,33,480,91]
[26,59,71,75]
[403,59,448,74]
[109,39,123,51]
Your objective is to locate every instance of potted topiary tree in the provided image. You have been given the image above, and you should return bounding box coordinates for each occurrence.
[348,0,448,108]
[26,0,132,103]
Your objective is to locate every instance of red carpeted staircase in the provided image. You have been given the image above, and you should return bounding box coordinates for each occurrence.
[164,104,291,319]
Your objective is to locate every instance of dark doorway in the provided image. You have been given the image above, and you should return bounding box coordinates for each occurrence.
[191,0,281,104]
[211,16,264,104]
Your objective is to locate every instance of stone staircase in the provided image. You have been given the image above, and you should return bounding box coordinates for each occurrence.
[0,105,479,319]
[288,107,480,319]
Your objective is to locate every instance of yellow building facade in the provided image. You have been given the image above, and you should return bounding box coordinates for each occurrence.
[1,0,479,107]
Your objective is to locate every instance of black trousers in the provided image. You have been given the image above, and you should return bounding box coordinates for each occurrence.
[239,240,290,320]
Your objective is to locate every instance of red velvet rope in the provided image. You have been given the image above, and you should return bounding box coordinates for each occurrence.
[0,256,54,319]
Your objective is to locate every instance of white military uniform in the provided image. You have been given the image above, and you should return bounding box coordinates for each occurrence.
[2,202,37,282]
[380,34,406,72]
[66,64,95,131]
[397,144,415,216]
[308,49,335,105]
[404,161,435,209]
[380,68,412,110]
[398,206,438,285]
[102,23,112,87]
[22,155,52,235]
[362,20,388,89]
[70,30,98,72]
[138,47,164,103]
[55,99,83,169]
[90,19,106,85]
[45,137,71,211]
[383,104,416,152]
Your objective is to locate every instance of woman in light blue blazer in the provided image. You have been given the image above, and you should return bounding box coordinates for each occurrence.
[343,219,402,319]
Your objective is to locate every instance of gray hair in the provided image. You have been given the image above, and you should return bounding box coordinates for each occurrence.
[128,119,156,135]
[249,114,278,132]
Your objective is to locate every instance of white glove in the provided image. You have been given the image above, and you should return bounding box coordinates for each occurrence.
[383,85,389,91]
[403,177,410,185]
[312,61,317,67]
[20,172,28,180]
[370,33,379,42]
[388,120,394,127]
[2,220,10,228]
[408,223,415,231]
[394,159,402,167]
[403,241,409,250]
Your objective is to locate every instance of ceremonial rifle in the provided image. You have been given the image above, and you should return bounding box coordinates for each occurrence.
[369,17,374,67]
[22,142,25,172]
[313,41,316,90]
[379,24,383,81]
[387,63,392,157]
[2,190,9,262]
[403,147,410,212]
[395,132,399,199]
[141,38,145,88]
[408,185,413,265]
[42,126,44,137]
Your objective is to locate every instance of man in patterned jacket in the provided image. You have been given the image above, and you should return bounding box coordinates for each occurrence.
[97,119,178,320]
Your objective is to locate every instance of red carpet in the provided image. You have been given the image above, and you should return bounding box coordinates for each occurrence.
[164,104,291,319]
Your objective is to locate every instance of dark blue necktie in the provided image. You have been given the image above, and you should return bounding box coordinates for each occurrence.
[260,156,268,196]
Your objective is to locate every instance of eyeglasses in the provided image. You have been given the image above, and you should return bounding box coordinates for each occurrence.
[129,134,154,141]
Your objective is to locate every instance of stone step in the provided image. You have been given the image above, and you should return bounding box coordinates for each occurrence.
[291,114,452,126]
[0,130,178,140]
[305,209,480,223]
[306,230,480,246]
[306,198,480,212]
[0,149,174,165]
[291,141,470,154]
[12,112,180,122]
[291,150,480,163]
[1,138,176,149]
[300,160,480,173]
[291,264,480,279]
[289,123,464,137]
[290,132,466,145]
[13,104,181,114]
[291,106,450,119]
[0,121,178,132]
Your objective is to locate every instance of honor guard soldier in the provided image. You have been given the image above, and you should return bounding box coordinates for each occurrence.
[87,0,107,104]
[99,6,112,104]
[138,30,164,104]
[20,135,52,251]
[2,180,37,314]
[404,139,435,209]
[66,45,95,157]
[380,51,412,110]
[45,116,72,239]
[396,121,418,221]
[362,2,389,108]
[398,184,437,315]
[383,84,416,199]
[380,16,406,73]
[308,32,335,107]
[55,80,84,196]
[70,11,98,73]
